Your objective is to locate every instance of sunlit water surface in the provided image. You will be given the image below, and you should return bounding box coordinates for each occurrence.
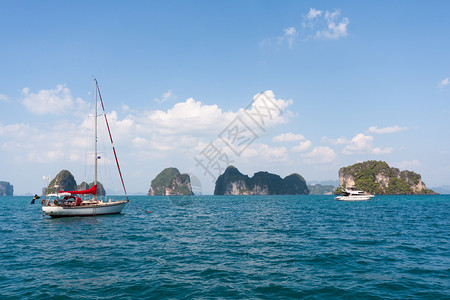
[0,195,449,299]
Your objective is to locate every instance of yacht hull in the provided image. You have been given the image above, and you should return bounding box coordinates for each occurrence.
[42,201,128,218]
[335,195,374,201]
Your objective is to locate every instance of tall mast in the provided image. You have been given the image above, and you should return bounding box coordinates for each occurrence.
[96,81,128,200]
[94,78,98,200]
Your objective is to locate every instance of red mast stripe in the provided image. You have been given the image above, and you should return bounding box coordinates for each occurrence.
[97,85,128,198]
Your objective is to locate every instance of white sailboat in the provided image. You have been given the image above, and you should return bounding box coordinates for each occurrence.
[42,79,128,217]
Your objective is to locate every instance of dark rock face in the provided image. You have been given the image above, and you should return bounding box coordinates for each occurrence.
[44,170,112,196]
[77,181,106,196]
[214,166,252,195]
[338,160,436,195]
[0,181,13,196]
[149,167,194,196]
[282,173,310,195]
[46,170,77,194]
[214,166,309,195]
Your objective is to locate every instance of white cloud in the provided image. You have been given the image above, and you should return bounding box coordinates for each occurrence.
[315,10,349,40]
[396,159,420,169]
[276,27,298,48]
[104,111,135,137]
[0,94,9,102]
[110,90,292,153]
[141,97,234,135]
[302,8,323,29]
[302,146,337,164]
[368,125,408,134]
[27,150,65,164]
[122,104,130,112]
[306,8,322,20]
[292,140,312,152]
[21,84,87,115]
[273,132,305,142]
[439,77,449,88]
[3,87,295,194]
[197,140,288,163]
[154,90,175,103]
[246,90,292,124]
[280,26,297,48]
[343,133,392,155]
[342,133,373,154]
[132,137,149,148]
[372,147,393,155]
[259,37,272,49]
[321,136,348,145]
[0,122,37,140]
[156,90,289,134]
[263,8,349,50]
[0,119,89,165]
[258,144,288,162]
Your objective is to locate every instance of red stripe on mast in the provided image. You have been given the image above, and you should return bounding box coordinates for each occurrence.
[97,84,128,199]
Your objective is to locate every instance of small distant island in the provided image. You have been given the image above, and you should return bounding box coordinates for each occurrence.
[45,170,106,195]
[337,160,436,195]
[148,167,194,196]
[214,166,309,195]
[0,181,14,196]
[307,184,335,195]
[430,185,450,194]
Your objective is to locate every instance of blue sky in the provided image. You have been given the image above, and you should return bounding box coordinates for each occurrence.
[1,1,450,195]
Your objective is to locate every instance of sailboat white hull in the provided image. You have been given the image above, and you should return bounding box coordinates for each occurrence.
[40,79,130,218]
[42,201,128,218]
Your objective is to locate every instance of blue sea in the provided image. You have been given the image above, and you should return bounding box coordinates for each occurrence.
[0,195,449,299]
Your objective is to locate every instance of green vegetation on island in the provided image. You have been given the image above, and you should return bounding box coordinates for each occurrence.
[337,160,436,195]
[214,166,309,195]
[0,181,14,196]
[45,170,107,195]
[307,184,335,195]
[46,170,77,194]
[149,167,194,196]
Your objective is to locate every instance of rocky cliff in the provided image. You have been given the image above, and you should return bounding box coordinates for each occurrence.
[149,167,194,196]
[46,170,77,194]
[77,181,106,196]
[45,170,107,195]
[0,181,13,196]
[214,166,309,195]
[338,160,435,195]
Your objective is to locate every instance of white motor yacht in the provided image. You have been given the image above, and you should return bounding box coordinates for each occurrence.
[335,187,374,201]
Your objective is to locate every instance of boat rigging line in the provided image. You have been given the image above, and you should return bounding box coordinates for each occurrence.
[95,79,128,201]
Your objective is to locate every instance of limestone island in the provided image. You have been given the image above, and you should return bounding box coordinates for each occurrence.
[148,167,194,196]
[0,181,14,196]
[214,166,309,195]
[337,160,436,195]
[45,170,106,196]
[307,184,336,195]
